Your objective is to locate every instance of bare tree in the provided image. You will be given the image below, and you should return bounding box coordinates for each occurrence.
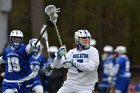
[30,0,45,38]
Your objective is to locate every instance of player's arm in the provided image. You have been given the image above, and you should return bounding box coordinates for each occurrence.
[113,63,120,76]
[30,63,40,77]
[25,44,34,54]
[74,52,99,72]
[25,39,40,54]
[0,50,6,64]
[52,46,67,69]
[104,61,114,76]
[21,63,40,81]
[0,56,5,64]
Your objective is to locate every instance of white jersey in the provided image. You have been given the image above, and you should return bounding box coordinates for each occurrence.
[53,46,100,90]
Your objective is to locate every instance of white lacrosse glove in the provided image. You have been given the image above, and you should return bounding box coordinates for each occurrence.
[29,39,40,49]
[56,45,67,60]
[63,60,73,69]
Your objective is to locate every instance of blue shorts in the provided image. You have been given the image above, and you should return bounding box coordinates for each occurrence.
[115,77,130,93]
[2,81,20,92]
[31,80,42,90]
[19,79,34,93]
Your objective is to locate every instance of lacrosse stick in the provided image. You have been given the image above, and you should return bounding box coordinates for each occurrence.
[40,25,54,73]
[45,5,63,46]
[45,5,67,60]
[35,25,47,47]
[40,25,51,58]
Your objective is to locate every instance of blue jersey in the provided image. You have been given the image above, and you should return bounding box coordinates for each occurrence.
[115,54,131,93]
[2,44,32,81]
[29,53,45,81]
[115,55,131,77]
[102,55,114,79]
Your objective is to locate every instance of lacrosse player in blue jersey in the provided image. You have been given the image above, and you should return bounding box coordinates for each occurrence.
[0,30,39,93]
[29,38,45,93]
[52,29,100,93]
[19,38,46,93]
[114,46,131,93]
[98,45,115,93]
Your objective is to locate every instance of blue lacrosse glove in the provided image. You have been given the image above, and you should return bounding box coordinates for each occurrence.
[56,45,67,60]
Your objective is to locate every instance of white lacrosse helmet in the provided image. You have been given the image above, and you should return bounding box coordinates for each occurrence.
[49,46,58,53]
[75,29,91,49]
[10,30,24,48]
[103,45,113,52]
[90,39,96,46]
[10,30,24,37]
[115,46,127,54]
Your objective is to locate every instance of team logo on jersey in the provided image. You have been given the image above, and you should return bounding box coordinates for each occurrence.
[73,54,88,58]
[7,52,18,56]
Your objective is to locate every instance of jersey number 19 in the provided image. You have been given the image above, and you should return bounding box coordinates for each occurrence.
[8,57,21,72]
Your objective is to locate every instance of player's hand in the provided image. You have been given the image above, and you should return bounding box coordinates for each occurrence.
[45,59,53,72]
[63,60,73,69]
[0,72,5,77]
[56,45,67,60]
[108,76,113,84]
[29,39,40,49]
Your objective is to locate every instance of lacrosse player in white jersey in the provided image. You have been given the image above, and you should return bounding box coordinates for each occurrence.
[52,29,100,93]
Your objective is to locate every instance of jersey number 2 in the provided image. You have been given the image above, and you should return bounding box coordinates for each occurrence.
[8,57,21,72]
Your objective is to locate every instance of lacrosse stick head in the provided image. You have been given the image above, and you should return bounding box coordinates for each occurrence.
[45,5,60,23]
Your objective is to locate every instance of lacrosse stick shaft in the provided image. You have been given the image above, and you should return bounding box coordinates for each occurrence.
[45,37,51,59]
[45,5,66,59]
[39,25,51,58]
[35,25,47,47]
[53,22,67,60]
[53,22,63,46]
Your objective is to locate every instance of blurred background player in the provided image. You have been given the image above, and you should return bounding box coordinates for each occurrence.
[52,29,100,93]
[0,30,39,93]
[113,46,131,93]
[46,46,67,93]
[98,45,115,93]
[27,38,45,93]
[90,38,96,47]
[42,46,58,93]
[0,57,5,93]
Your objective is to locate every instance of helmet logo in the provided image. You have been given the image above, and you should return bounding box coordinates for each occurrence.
[16,32,18,35]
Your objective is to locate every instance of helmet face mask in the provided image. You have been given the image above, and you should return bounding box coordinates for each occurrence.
[10,30,24,48]
[78,37,90,47]
[75,29,91,49]
[11,37,23,43]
